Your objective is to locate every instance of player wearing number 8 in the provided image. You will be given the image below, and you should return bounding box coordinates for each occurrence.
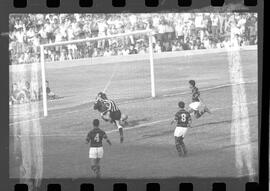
[86,119,112,178]
[171,101,191,157]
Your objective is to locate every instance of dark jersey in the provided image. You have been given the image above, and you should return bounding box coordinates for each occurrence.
[175,109,191,127]
[191,87,200,102]
[86,128,107,147]
[46,87,51,94]
[93,99,109,112]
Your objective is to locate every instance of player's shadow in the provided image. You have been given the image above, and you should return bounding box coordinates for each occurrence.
[139,113,257,139]
[192,113,258,129]
[193,118,232,128]
[139,118,234,139]
[186,139,258,158]
[141,130,172,139]
[126,117,151,127]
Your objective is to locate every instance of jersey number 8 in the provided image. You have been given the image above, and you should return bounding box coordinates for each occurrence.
[181,114,187,122]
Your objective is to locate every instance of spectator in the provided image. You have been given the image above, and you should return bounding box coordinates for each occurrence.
[10,83,28,104]
[129,45,137,54]
[39,80,56,100]
[153,41,162,53]
[9,13,257,65]
[211,14,219,37]
[10,83,20,104]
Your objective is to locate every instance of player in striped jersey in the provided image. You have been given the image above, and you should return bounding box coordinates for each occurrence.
[96,92,124,143]
[188,80,211,119]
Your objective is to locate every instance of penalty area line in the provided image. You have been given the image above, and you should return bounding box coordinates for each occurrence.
[105,100,258,135]
[162,80,257,98]
[9,117,43,126]
[102,63,119,93]
[9,80,257,123]
[10,101,257,137]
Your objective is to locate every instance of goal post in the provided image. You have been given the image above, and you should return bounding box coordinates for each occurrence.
[40,30,156,117]
[40,45,48,116]
[148,30,156,98]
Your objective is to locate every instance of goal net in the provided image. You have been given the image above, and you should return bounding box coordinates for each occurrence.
[39,30,155,116]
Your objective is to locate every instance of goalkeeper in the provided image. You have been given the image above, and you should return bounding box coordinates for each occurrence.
[94,92,126,143]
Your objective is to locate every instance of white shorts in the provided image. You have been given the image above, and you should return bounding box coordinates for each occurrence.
[189,102,201,111]
[174,127,188,138]
[89,147,104,159]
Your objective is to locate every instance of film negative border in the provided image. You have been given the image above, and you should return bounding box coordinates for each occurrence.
[0,0,266,191]
[12,0,258,8]
[11,179,263,191]
[7,0,260,12]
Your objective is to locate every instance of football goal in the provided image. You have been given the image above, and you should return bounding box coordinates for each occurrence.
[40,30,155,117]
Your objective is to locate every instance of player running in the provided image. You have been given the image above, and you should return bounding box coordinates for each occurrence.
[86,119,112,178]
[188,80,211,119]
[171,101,191,157]
[94,92,125,143]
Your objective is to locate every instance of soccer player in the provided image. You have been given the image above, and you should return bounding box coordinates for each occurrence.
[96,92,125,143]
[171,101,191,157]
[188,80,211,119]
[86,119,112,178]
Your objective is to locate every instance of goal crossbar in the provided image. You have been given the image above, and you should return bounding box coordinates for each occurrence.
[39,29,155,117]
[41,30,153,48]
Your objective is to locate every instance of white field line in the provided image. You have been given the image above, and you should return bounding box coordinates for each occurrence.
[105,100,257,135]
[10,100,257,137]
[162,80,257,97]
[102,63,119,93]
[9,80,257,125]
[10,117,42,126]
[235,172,258,178]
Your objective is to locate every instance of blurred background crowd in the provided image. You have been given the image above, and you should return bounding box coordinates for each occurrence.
[9,13,257,65]
[9,13,257,105]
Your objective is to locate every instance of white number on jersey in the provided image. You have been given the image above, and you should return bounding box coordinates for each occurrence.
[94,133,100,142]
[181,113,187,122]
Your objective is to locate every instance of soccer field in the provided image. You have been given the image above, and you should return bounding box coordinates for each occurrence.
[9,48,258,179]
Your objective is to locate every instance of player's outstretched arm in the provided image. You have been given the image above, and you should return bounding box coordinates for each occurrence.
[105,138,112,146]
[187,117,192,128]
[171,114,178,125]
[103,133,112,146]
[85,133,90,144]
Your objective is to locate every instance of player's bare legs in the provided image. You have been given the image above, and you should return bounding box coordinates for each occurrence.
[179,136,187,156]
[188,108,201,119]
[91,158,101,178]
[115,120,124,143]
[95,158,101,178]
[91,159,97,176]
[196,105,211,118]
[120,114,129,126]
[203,105,211,114]
[101,111,112,123]
[188,107,210,119]
[175,137,183,157]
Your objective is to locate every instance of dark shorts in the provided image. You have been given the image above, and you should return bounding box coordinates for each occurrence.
[110,110,121,122]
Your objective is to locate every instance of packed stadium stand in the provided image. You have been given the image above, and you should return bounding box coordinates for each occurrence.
[9,13,257,105]
[9,13,257,65]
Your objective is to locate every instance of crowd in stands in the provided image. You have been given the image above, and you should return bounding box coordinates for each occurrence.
[9,80,56,105]
[9,13,257,65]
[9,13,257,105]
